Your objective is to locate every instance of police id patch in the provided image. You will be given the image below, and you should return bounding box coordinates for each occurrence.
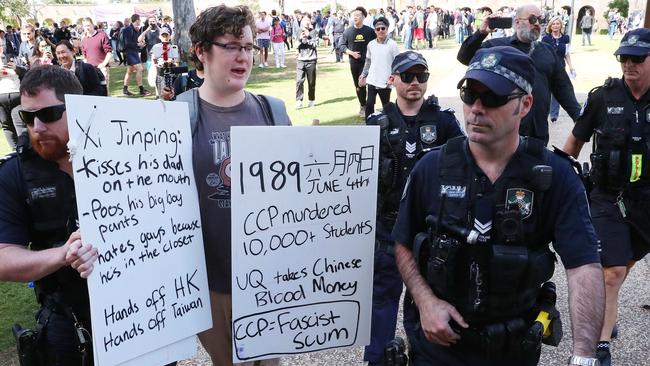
[441,185,466,198]
[420,125,437,144]
[505,188,534,220]
[607,106,624,115]
[30,186,57,200]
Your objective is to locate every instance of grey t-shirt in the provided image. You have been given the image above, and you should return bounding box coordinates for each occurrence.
[145,28,161,59]
[193,91,273,293]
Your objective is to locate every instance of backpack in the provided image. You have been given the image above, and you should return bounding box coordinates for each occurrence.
[118,28,126,53]
[176,88,290,136]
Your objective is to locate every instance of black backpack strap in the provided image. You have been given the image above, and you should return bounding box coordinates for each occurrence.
[440,136,466,173]
[258,94,291,126]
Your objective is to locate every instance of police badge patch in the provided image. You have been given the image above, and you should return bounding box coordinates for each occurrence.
[420,125,437,144]
[646,109,650,123]
[481,53,499,68]
[505,188,534,219]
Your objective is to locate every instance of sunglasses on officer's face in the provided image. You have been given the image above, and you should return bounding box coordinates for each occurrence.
[375,26,387,31]
[616,54,649,64]
[460,87,526,108]
[397,72,430,83]
[519,14,543,24]
[19,104,67,127]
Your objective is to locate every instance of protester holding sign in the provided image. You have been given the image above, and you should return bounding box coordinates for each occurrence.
[175,5,291,366]
[0,65,96,366]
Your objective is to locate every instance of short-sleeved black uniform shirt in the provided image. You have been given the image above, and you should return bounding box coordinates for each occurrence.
[392,141,600,269]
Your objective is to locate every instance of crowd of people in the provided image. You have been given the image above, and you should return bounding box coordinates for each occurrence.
[0,3,649,366]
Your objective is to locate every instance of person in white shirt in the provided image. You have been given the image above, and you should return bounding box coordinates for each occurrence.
[359,17,400,118]
[149,26,180,96]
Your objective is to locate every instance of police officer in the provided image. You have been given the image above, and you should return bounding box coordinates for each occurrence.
[563,28,650,366]
[393,46,604,366]
[0,66,98,365]
[365,50,464,365]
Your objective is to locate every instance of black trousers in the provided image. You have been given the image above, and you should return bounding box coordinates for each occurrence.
[296,60,316,101]
[350,62,366,107]
[408,326,541,366]
[365,85,391,119]
[0,92,21,149]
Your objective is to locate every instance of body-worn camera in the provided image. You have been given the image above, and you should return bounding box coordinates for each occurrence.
[384,337,408,366]
[13,323,41,366]
[159,63,188,89]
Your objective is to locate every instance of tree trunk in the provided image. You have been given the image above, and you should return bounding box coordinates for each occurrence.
[172,0,196,62]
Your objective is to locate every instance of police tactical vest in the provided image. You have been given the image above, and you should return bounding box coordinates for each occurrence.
[591,78,650,192]
[376,97,443,217]
[433,136,555,323]
[16,135,88,312]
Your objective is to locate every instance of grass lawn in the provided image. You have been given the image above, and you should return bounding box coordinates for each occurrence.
[0,34,623,361]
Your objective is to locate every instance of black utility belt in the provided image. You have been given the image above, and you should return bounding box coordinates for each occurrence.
[453,317,533,358]
[375,240,396,256]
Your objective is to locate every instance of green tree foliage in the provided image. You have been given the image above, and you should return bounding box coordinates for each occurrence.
[606,0,629,18]
[322,3,346,15]
[0,0,30,25]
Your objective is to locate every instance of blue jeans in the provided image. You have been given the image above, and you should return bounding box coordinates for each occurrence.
[404,29,413,49]
[582,29,592,45]
[549,94,560,120]
[608,22,617,39]
[455,24,463,44]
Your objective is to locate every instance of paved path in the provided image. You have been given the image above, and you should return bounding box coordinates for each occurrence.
[181,41,650,366]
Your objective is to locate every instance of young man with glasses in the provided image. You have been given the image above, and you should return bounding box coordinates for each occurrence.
[393,46,604,366]
[359,17,399,119]
[563,28,650,366]
[177,5,289,366]
[457,4,580,146]
[364,50,463,366]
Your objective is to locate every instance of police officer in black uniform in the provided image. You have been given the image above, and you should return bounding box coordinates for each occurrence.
[393,46,605,366]
[563,28,650,366]
[364,51,464,365]
[0,66,98,365]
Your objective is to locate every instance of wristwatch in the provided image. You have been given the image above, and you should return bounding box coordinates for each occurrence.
[568,356,600,366]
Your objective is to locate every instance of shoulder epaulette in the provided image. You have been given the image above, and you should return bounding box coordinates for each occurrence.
[425,94,440,107]
[551,145,583,175]
[0,152,17,167]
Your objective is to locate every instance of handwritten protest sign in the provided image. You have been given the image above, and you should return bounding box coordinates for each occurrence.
[67,95,211,366]
[231,126,379,362]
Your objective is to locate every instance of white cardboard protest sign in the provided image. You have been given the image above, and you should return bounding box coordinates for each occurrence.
[66,95,211,366]
[231,126,379,362]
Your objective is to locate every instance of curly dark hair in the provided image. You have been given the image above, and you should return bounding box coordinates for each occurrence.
[190,5,255,54]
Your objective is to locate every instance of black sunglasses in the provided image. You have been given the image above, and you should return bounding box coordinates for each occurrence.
[616,54,648,64]
[19,104,67,126]
[519,14,543,24]
[398,72,430,83]
[460,87,526,108]
[375,26,387,31]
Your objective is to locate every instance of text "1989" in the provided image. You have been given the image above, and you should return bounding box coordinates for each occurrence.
[239,161,302,194]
